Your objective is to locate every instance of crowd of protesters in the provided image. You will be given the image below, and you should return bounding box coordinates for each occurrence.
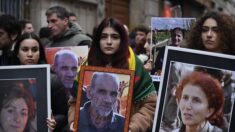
[0,5,235,132]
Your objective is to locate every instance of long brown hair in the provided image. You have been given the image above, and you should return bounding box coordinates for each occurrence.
[88,17,129,69]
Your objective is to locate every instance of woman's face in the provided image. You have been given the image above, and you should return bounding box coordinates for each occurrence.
[17,38,40,65]
[201,18,221,52]
[144,32,151,56]
[100,27,121,56]
[179,84,214,127]
[0,98,29,132]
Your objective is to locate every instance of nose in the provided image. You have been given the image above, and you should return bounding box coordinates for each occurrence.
[13,112,21,122]
[206,30,212,37]
[107,36,112,44]
[185,100,192,109]
[67,69,75,77]
[47,22,53,29]
[104,95,113,104]
[27,50,33,57]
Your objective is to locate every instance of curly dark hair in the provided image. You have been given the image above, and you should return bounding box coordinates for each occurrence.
[186,12,235,55]
[88,17,129,69]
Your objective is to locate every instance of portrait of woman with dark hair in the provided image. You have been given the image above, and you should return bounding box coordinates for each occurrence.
[0,81,36,132]
[173,71,224,132]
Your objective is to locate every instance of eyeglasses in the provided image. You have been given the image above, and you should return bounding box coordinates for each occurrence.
[201,26,219,33]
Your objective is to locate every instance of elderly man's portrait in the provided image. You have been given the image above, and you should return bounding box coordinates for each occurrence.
[0,79,37,132]
[52,49,79,90]
[45,46,89,65]
[74,66,134,132]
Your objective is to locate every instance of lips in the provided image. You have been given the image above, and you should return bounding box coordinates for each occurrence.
[10,124,21,129]
[26,59,34,64]
[104,47,113,50]
[205,40,214,45]
[183,113,193,120]
[100,105,112,110]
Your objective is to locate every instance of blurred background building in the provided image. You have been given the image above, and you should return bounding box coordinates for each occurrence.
[0,0,234,35]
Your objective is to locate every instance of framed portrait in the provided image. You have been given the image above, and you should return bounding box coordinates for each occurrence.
[0,65,51,132]
[74,66,135,132]
[152,46,235,132]
[45,46,89,66]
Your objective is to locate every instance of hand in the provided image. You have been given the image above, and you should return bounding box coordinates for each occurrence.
[70,122,75,132]
[47,117,56,131]
[144,61,152,71]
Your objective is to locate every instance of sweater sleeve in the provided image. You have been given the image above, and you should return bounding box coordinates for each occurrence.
[68,96,76,127]
[129,92,157,131]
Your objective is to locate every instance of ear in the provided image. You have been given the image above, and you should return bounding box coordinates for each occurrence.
[51,64,56,73]
[86,85,92,99]
[10,34,18,41]
[63,18,69,25]
[206,108,215,118]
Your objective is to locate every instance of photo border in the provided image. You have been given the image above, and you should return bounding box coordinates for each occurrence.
[74,66,135,132]
[0,64,51,132]
[152,46,235,132]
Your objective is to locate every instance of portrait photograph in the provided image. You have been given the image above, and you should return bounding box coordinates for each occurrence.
[152,46,235,132]
[150,17,196,76]
[74,66,135,132]
[0,65,51,132]
[45,46,89,65]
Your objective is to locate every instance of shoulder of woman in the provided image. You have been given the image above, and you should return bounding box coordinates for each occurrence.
[207,122,223,132]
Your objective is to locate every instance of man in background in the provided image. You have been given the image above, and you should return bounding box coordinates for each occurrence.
[45,6,91,47]
[20,19,34,33]
[0,14,21,65]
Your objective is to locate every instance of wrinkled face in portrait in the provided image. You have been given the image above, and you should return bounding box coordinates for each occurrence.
[179,84,214,127]
[0,29,14,49]
[47,13,68,38]
[144,32,151,56]
[0,98,29,132]
[135,31,146,45]
[17,39,40,65]
[54,54,78,89]
[88,75,119,117]
[23,23,34,33]
[201,18,221,52]
[171,28,183,47]
[100,27,121,56]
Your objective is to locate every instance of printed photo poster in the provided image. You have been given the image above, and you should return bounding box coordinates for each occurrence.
[152,46,235,132]
[74,66,135,132]
[150,17,196,76]
[0,79,37,131]
[45,46,89,66]
[0,65,51,132]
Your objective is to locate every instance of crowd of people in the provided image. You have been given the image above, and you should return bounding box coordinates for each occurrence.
[0,4,234,132]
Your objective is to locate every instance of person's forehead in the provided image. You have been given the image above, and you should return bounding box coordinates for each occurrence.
[94,76,118,88]
[203,18,218,27]
[102,27,119,34]
[57,54,77,62]
[69,16,77,20]
[47,13,60,20]
[25,23,33,27]
[136,31,146,35]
